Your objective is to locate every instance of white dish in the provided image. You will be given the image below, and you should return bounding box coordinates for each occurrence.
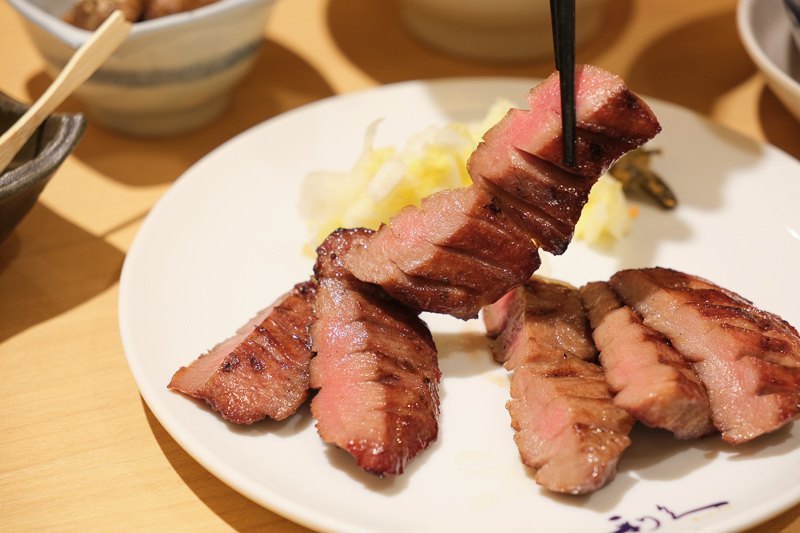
[119,78,800,533]
[737,0,800,123]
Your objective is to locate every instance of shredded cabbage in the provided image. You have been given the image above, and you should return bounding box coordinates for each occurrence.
[573,174,637,244]
[297,99,634,252]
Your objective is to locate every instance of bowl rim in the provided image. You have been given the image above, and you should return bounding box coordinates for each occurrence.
[5,0,277,48]
[736,0,800,100]
[0,94,87,198]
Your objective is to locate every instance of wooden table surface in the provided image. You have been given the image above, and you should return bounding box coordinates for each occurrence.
[2,0,800,531]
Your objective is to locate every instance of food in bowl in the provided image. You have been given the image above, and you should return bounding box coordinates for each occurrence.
[62,0,220,30]
[6,0,277,136]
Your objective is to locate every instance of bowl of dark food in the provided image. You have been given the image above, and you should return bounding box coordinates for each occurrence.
[737,0,800,123]
[0,91,87,245]
[6,0,278,137]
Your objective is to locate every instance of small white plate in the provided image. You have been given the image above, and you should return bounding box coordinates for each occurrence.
[119,78,800,533]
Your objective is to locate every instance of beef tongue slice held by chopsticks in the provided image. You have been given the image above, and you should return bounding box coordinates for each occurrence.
[609,267,800,445]
[309,228,441,476]
[483,276,635,495]
[343,65,660,320]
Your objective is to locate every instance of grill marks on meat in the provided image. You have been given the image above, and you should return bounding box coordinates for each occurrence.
[509,355,634,495]
[310,228,441,476]
[345,182,541,320]
[510,67,660,176]
[168,280,318,424]
[343,65,660,320]
[169,70,672,486]
[387,187,540,289]
[580,281,715,440]
[484,276,634,494]
[487,276,597,370]
[609,267,800,444]
[474,174,575,257]
[468,65,661,251]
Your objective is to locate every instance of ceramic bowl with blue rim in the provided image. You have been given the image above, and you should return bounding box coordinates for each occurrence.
[0,92,86,244]
[6,0,278,137]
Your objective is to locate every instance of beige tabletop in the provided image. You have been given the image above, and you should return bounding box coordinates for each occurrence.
[2,0,800,531]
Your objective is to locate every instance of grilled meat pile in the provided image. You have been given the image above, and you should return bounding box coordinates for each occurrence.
[484,276,634,495]
[608,267,800,445]
[484,269,800,493]
[169,65,659,477]
[168,66,800,495]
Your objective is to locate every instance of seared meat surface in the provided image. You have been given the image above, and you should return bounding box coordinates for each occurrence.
[344,184,541,319]
[310,228,441,476]
[474,66,661,181]
[610,267,800,444]
[509,354,634,495]
[487,276,597,370]
[483,276,634,494]
[468,64,660,253]
[580,281,715,440]
[168,280,317,424]
[168,69,685,490]
[344,66,660,320]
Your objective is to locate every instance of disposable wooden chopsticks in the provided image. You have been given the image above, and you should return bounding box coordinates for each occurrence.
[549,0,576,168]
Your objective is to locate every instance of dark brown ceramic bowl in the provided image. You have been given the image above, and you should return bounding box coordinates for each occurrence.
[0,92,87,244]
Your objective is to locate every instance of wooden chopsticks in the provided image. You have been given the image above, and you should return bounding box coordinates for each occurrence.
[549,0,576,168]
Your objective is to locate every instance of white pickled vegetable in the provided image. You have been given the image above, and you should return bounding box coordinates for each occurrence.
[573,174,636,244]
[298,99,635,252]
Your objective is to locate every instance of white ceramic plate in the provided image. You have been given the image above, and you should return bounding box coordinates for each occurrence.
[118,79,800,533]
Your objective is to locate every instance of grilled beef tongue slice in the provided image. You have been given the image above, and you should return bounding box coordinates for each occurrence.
[487,275,597,370]
[168,279,318,424]
[310,228,441,476]
[609,267,800,444]
[468,63,660,255]
[580,281,715,440]
[345,66,660,320]
[509,354,634,495]
[475,65,661,180]
[344,180,541,320]
[483,276,634,494]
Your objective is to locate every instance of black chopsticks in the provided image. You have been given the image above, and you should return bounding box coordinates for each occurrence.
[549,0,576,168]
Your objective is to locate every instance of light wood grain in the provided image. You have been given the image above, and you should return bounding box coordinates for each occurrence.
[1,0,799,531]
